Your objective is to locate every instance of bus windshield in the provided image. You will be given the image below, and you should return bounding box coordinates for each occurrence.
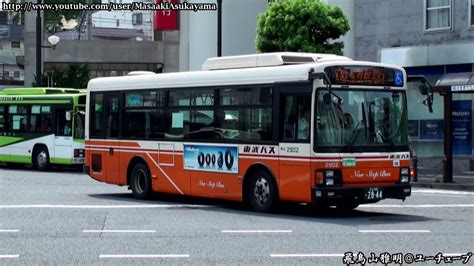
[315,89,408,151]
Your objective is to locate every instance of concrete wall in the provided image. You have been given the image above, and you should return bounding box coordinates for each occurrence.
[179,0,268,71]
[354,0,474,62]
[325,0,355,59]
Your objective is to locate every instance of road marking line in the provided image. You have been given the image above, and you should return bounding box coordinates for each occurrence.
[413,194,469,198]
[359,230,431,233]
[271,254,343,258]
[0,255,19,258]
[412,189,474,196]
[99,254,189,258]
[358,204,474,208]
[222,230,293,233]
[0,230,19,233]
[0,204,210,209]
[83,230,156,233]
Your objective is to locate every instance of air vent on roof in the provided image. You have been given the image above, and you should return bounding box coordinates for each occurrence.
[202,52,317,71]
[127,71,156,76]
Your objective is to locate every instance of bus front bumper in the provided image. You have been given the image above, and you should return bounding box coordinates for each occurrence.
[311,184,411,204]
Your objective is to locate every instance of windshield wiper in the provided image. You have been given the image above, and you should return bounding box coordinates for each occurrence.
[376,125,396,151]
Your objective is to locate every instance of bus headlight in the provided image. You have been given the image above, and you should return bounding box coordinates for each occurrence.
[326,178,334,186]
[400,167,410,183]
[74,149,85,158]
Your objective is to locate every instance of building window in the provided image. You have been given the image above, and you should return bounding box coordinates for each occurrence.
[116,19,120,27]
[13,71,20,79]
[132,13,143,25]
[471,0,474,27]
[11,41,20,48]
[424,0,452,31]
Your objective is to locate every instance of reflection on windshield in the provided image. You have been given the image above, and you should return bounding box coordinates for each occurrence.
[316,89,407,149]
[74,107,85,139]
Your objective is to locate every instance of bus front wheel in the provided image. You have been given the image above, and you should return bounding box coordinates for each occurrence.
[34,146,50,171]
[248,170,277,212]
[130,163,152,200]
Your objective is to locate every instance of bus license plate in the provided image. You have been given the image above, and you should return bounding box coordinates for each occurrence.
[364,187,383,200]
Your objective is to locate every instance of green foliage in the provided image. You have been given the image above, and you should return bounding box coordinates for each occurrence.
[43,0,100,31]
[34,64,89,89]
[256,0,350,55]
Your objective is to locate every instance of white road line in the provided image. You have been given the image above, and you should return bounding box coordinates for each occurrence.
[0,204,210,209]
[358,204,474,208]
[83,230,156,233]
[412,189,474,196]
[359,230,431,233]
[0,230,19,233]
[271,254,343,258]
[222,230,293,233]
[413,193,469,198]
[99,254,189,259]
[0,255,19,258]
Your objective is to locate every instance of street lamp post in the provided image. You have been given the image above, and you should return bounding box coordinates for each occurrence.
[35,0,42,86]
[35,0,61,87]
[217,0,222,57]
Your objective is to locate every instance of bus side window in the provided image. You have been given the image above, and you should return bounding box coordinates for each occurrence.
[90,93,104,138]
[281,95,310,142]
[0,106,5,131]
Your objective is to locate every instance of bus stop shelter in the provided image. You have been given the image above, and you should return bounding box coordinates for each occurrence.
[433,72,474,183]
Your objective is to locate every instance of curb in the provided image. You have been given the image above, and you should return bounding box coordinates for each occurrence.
[411,182,474,192]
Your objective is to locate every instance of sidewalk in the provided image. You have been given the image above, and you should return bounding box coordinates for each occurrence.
[411,173,474,191]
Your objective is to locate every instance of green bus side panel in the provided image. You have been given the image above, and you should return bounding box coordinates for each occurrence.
[51,157,73,165]
[0,154,73,165]
[0,136,23,147]
[0,154,31,164]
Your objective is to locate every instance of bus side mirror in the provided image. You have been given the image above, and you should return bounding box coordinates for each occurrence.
[419,85,428,95]
[66,111,71,121]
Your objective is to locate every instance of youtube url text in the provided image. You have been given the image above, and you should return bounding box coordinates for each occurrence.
[2,1,217,12]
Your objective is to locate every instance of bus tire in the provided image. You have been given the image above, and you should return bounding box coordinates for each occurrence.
[34,146,50,171]
[248,170,277,212]
[130,163,152,200]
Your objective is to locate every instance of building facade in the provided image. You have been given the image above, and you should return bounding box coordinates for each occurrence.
[352,0,474,174]
[0,11,24,89]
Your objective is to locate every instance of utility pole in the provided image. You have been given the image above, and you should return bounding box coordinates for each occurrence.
[35,0,42,86]
[87,0,92,40]
[217,0,222,57]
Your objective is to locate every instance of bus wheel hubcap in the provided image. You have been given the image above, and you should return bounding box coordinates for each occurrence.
[38,152,47,167]
[254,177,270,205]
[135,170,146,194]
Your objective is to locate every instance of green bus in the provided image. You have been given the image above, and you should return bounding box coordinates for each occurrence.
[0,88,86,170]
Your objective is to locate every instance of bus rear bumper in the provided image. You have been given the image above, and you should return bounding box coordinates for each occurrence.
[311,184,411,204]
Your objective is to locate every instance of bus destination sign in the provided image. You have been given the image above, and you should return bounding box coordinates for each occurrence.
[324,66,404,87]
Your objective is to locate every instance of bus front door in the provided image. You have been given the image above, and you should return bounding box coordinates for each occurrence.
[278,87,312,202]
[54,108,73,164]
[104,94,121,184]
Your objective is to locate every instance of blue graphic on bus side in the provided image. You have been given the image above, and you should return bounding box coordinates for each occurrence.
[395,71,403,86]
[184,144,238,174]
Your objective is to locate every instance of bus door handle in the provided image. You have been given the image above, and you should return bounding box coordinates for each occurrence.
[109,147,114,155]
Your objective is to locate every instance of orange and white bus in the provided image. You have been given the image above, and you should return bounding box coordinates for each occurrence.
[85,53,412,212]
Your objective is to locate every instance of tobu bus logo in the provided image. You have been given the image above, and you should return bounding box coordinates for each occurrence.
[184,144,238,174]
[243,145,276,154]
[389,154,409,160]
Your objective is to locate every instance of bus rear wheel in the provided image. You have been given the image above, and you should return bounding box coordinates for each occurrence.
[130,163,152,200]
[248,170,277,212]
[34,146,50,171]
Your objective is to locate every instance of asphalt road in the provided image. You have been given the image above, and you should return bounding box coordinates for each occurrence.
[1,166,473,265]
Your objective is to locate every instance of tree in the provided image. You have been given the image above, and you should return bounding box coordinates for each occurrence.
[34,64,89,89]
[256,0,350,55]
